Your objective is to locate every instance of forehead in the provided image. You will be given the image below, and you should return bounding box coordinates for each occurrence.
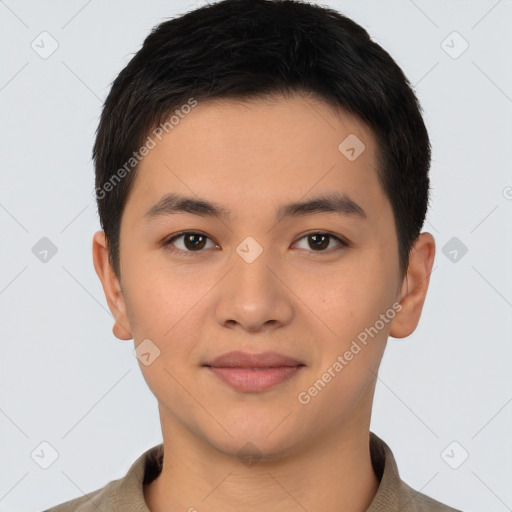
[124,94,389,226]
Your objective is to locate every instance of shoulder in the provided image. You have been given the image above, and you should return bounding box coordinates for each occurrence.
[41,444,162,512]
[42,479,118,512]
[368,432,464,512]
[399,480,464,512]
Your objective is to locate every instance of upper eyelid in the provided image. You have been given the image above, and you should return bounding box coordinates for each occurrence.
[166,231,218,245]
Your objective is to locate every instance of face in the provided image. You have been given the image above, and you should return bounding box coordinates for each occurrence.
[96,94,414,460]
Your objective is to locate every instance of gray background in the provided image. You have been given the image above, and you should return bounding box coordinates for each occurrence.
[1,1,511,511]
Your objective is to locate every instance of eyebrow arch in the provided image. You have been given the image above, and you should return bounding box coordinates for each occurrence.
[143,192,367,223]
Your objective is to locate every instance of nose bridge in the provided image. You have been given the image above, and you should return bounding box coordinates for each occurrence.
[230,234,278,299]
[214,234,293,330]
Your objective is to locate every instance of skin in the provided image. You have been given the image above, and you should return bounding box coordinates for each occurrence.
[92,94,435,512]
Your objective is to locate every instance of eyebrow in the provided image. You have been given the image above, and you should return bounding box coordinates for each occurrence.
[143,192,367,223]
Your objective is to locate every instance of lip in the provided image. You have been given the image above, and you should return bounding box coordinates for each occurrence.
[204,351,305,392]
[205,350,304,368]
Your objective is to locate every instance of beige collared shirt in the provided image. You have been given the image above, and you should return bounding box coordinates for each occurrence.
[43,432,462,511]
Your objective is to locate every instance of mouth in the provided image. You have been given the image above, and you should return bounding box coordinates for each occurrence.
[203,351,305,392]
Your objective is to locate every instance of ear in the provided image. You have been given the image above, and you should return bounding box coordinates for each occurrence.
[92,230,133,341]
[389,232,436,339]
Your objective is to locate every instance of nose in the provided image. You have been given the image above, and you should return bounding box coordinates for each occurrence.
[214,242,294,333]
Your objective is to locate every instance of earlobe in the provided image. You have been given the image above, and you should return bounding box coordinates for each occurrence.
[389,232,436,339]
[92,230,133,341]
[112,321,132,341]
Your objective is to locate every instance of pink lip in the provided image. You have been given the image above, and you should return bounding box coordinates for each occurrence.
[204,351,304,392]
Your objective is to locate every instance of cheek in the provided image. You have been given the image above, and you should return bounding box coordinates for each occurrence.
[122,260,212,371]
[297,279,391,421]
[122,256,205,340]
[309,266,389,333]
[304,261,396,380]
[124,275,202,407]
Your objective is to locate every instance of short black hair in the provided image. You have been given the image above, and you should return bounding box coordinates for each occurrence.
[93,0,431,281]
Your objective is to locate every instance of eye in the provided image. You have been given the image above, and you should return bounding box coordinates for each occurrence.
[165,231,218,254]
[292,232,349,253]
[164,230,349,256]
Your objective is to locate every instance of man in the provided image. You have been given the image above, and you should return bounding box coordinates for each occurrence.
[45,1,462,510]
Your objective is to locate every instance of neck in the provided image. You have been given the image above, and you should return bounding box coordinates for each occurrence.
[145,393,379,512]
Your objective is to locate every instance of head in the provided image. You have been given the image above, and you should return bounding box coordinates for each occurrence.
[92,0,435,459]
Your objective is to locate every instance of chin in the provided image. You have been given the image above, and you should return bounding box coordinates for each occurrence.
[203,412,305,459]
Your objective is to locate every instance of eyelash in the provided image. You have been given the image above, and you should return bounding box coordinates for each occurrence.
[163,231,350,257]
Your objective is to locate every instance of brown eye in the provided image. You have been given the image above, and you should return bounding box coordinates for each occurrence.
[293,232,348,253]
[182,233,207,250]
[165,232,217,253]
[308,234,330,250]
